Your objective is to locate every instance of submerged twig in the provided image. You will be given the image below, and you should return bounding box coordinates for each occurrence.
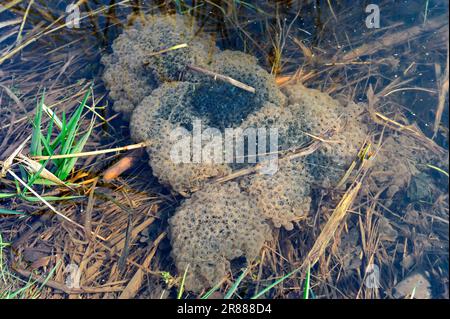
[187,65,256,93]
[118,232,166,299]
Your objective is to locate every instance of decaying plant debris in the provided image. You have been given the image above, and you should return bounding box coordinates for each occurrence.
[0,1,448,299]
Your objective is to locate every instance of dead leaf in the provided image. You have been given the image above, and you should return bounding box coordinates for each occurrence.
[16,154,71,189]
[0,136,30,177]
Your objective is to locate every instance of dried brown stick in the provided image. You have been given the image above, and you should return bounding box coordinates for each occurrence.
[12,214,52,250]
[300,181,362,271]
[187,65,256,93]
[433,43,449,138]
[31,142,149,160]
[84,177,98,239]
[112,216,157,251]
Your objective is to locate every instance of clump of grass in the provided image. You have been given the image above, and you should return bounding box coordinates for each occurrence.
[0,86,96,203]
[29,87,96,182]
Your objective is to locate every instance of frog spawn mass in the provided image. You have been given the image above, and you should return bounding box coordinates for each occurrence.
[102,14,442,293]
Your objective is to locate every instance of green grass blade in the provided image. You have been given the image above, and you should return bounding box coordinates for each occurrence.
[30,90,45,156]
[303,265,311,299]
[224,267,248,299]
[21,194,83,202]
[31,178,64,186]
[38,260,61,291]
[49,111,67,156]
[251,266,302,299]
[177,264,189,299]
[4,278,37,299]
[13,178,21,194]
[200,282,223,299]
[18,165,28,184]
[39,131,54,158]
[0,208,25,215]
[0,193,16,199]
[50,89,90,152]
[56,116,95,180]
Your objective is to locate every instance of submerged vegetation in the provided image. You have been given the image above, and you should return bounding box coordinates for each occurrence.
[0,0,449,299]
